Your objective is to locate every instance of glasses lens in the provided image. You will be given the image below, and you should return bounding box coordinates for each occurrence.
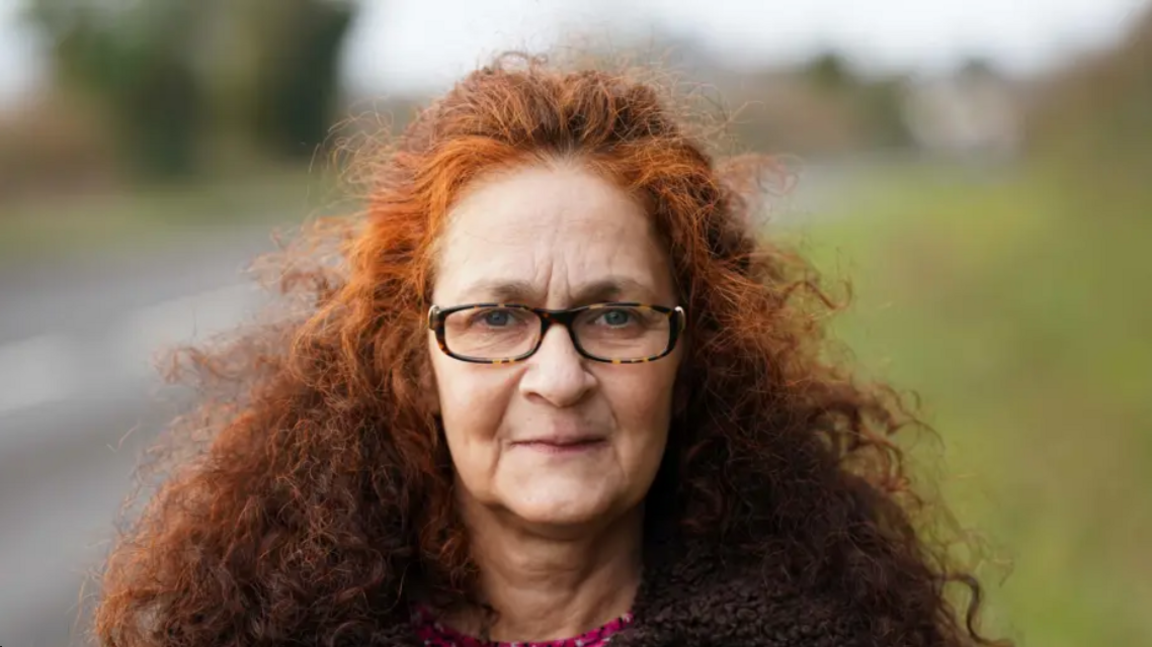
[443,306,540,360]
[574,305,671,361]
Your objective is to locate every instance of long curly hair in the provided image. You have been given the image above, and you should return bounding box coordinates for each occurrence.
[92,54,1008,647]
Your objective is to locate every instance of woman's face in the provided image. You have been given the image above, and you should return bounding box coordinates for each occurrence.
[428,162,683,533]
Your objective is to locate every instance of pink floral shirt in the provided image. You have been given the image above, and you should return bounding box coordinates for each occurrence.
[412,606,634,647]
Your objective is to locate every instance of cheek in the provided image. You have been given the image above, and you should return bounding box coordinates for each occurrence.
[600,364,679,446]
[430,351,516,443]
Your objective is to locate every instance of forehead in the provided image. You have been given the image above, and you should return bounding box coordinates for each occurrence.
[433,163,673,304]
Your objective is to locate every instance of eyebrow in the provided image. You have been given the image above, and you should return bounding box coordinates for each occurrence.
[455,277,660,305]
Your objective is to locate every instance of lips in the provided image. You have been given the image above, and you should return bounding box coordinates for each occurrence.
[511,434,607,453]
[516,434,602,445]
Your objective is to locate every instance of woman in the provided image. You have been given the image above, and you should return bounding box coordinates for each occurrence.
[93,54,1009,647]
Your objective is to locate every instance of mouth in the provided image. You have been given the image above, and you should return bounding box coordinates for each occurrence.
[512,436,608,454]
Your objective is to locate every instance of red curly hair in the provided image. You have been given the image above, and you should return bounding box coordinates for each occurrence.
[92,53,1008,647]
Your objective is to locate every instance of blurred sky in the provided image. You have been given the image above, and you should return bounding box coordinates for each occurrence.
[1,0,1150,106]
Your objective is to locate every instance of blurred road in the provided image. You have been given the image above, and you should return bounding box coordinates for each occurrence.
[0,158,908,646]
[0,229,277,647]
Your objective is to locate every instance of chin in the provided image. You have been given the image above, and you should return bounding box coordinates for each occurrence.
[509,498,610,528]
[504,488,623,530]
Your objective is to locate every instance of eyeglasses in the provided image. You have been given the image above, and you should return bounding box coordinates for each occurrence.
[427,302,686,364]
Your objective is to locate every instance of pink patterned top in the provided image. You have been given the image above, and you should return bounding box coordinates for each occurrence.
[411,606,635,647]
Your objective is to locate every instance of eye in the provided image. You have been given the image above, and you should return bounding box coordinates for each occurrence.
[596,308,636,327]
[466,307,527,328]
[487,310,512,326]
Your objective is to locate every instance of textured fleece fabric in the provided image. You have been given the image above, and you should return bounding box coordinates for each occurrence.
[361,537,884,647]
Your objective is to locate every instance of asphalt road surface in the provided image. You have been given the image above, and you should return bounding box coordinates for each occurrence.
[0,227,279,647]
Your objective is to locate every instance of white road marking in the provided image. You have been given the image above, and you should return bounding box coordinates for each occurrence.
[0,333,77,416]
[0,282,264,419]
[109,282,262,379]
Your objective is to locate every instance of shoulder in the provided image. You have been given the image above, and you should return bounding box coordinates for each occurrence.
[631,561,870,647]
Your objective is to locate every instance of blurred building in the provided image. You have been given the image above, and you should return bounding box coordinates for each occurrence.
[902,66,1024,159]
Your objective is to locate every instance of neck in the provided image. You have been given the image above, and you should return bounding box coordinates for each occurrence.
[446,499,644,643]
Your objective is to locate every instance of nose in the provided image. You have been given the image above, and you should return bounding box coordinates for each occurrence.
[517,325,596,407]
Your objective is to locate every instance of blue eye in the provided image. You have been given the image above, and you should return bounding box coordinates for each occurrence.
[599,309,633,327]
[482,309,513,326]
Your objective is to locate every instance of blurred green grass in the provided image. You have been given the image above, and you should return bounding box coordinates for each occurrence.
[0,166,337,268]
[799,165,1152,646]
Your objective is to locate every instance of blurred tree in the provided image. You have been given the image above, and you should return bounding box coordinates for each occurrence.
[0,91,118,200]
[204,0,356,160]
[799,50,913,150]
[28,0,204,178]
[1027,6,1152,209]
[856,75,913,149]
[958,55,998,80]
[26,0,358,178]
[803,51,856,92]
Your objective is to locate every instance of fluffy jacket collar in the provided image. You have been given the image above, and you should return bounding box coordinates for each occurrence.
[370,538,871,647]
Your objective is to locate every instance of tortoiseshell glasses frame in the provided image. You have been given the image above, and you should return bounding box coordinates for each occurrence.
[427,302,687,365]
